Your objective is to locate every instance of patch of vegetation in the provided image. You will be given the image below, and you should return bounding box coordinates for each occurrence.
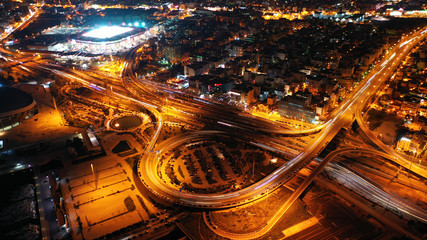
[66,137,87,156]
[125,154,141,169]
[112,141,132,154]
[124,196,136,212]
[259,197,313,240]
[136,195,154,218]
[39,158,64,173]
[178,165,185,179]
[74,87,92,97]
[366,109,389,131]
[63,111,88,128]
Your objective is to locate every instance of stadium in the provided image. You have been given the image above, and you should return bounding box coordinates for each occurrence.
[71,26,149,54]
[0,87,37,132]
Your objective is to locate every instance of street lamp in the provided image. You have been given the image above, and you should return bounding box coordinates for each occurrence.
[271,158,277,164]
[91,163,96,189]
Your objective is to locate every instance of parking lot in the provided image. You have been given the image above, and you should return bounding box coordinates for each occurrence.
[160,140,282,194]
[60,156,159,240]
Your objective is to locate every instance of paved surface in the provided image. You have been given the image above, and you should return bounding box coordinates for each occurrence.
[34,165,61,240]
[60,156,154,240]
[1,84,80,150]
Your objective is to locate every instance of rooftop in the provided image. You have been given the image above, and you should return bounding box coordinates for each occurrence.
[82,26,134,39]
[0,87,34,114]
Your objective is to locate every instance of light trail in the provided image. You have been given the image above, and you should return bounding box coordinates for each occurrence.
[135,25,427,209]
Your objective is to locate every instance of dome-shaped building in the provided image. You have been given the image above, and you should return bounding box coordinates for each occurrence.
[0,87,37,131]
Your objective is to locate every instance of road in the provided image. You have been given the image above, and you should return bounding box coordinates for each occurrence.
[356,104,427,179]
[202,146,349,239]
[351,28,427,179]
[5,13,427,238]
[319,175,423,240]
[134,26,427,208]
[121,45,329,136]
[204,146,427,239]
[325,161,427,223]
[321,148,427,224]
[0,5,40,43]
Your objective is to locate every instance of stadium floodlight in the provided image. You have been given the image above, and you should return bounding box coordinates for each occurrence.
[82,26,134,39]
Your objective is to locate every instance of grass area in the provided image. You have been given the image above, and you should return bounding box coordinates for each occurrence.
[209,186,312,235]
[157,124,187,142]
[125,154,141,169]
[63,110,89,128]
[124,196,136,212]
[366,109,402,145]
[112,140,132,154]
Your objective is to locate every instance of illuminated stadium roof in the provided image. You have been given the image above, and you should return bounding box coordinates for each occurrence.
[82,26,134,39]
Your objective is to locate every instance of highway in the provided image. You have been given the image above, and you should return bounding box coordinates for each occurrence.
[204,147,427,239]
[352,28,427,179]
[203,147,352,239]
[325,161,427,224]
[4,23,427,210]
[356,104,427,179]
[134,26,427,208]
[121,46,327,136]
[36,63,164,156]
[321,148,427,224]
[3,11,427,238]
[0,5,40,43]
